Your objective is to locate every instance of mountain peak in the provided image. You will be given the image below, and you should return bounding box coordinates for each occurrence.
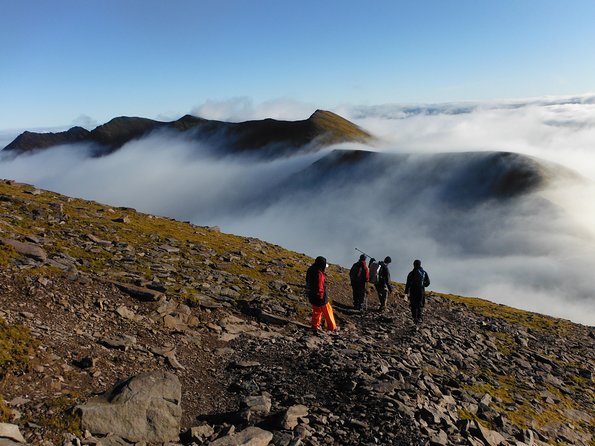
[308,109,372,144]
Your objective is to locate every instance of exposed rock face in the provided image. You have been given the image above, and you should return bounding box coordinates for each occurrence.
[76,371,182,443]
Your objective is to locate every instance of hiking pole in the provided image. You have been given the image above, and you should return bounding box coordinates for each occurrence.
[355,247,370,258]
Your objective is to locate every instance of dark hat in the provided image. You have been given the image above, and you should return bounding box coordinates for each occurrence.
[359,254,366,261]
[384,256,392,263]
[315,256,327,269]
[413,259,421,267]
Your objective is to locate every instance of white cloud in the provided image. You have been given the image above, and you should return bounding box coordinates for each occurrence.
[1,95,594,325]
[191,97,318,122]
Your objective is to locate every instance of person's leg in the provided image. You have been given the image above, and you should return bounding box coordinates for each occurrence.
[311,305,323,329]
[356,285,365,310]
[351,285,359,309]
[378,286,387,310]
[321,303,337,331]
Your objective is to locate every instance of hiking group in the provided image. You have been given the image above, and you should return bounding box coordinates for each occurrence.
[306,254,430,332]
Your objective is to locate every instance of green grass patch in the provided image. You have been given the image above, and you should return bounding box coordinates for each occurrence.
[35,394,82,440]
[0,244,17,267]
[0,318,38,380]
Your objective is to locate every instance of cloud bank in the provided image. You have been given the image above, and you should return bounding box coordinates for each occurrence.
[1,95,594,325]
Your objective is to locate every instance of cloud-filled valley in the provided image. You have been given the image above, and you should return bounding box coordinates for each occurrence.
[1,96,594,325]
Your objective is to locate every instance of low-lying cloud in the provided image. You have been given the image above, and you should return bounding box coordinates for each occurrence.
[1,95,594,325]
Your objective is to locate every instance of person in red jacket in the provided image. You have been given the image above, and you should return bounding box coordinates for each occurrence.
[306,256,337,331]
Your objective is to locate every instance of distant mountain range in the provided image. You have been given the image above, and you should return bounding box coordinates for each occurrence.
[2,110,372,157]
[1,110,582,205]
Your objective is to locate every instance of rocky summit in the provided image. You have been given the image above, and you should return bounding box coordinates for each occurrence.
[0,179,593,446]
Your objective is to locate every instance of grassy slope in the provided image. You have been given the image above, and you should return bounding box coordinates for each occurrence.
[0,180,592,443]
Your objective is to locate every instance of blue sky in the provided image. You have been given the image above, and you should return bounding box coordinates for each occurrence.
[2,0,595,129]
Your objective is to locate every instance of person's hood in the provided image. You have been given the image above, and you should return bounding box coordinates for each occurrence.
[314,256,327,270]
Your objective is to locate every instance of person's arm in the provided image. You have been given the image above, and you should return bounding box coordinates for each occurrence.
[318,271,325,298]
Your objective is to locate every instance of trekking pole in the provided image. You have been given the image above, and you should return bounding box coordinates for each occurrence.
[355,247,370,258]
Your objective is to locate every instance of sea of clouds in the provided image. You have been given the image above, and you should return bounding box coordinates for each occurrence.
[1,95,594,325]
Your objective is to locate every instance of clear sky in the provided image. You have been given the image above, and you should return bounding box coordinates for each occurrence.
[2,0,595,129]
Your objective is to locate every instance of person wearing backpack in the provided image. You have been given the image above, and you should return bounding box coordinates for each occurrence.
[349,254,369,310]
[376,256,393,311]
[368,258,380,285]
[405,259,431,324]
[306,256,337,331]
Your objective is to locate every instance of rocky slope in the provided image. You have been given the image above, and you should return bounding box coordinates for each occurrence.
[1,110,372,158]
[0,180,593,446]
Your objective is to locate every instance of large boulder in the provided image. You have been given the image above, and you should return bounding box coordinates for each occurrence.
[76,371,181,443]
[0,239,47,262]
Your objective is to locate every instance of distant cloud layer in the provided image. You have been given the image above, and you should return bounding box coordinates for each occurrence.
[1,95,594,325]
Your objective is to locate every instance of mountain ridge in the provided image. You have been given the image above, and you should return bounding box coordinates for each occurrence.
[2,110,372,157]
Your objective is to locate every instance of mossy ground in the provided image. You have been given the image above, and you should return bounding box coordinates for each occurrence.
[0,317,37,379]
[0,395,11,422]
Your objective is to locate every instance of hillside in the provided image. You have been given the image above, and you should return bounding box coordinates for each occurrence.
[0,180,593,446]
[1,110,372,158]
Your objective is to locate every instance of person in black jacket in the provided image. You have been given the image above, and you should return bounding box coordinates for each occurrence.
[349,254,369,310]
[376,256,393,311]
[306,256,337,331]
[405,259,430,324]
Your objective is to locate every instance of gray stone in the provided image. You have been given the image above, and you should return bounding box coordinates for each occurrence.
[190,424,215,441]
[111,281,163,302]
[281,405,309,430]
[429,429,448,446]
[417,407,443,425]
[0,238,47,262]
[242,394,272,417]
[0,423,26,443]
[0,440,24,446]
[76,371,182,443]
[100,334,136,350]
[209,426,273,446]
[480,393,492,407]
[475,421,507,446]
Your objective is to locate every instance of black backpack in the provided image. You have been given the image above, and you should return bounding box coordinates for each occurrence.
[349,262,363,283]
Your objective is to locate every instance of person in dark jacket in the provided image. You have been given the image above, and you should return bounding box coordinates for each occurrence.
[349,254,370,310]
[376,256,393,311]
[306,256,337,331]
[405,259,430,324]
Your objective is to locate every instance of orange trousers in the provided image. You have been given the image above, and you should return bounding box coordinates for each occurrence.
[311,303,337,331]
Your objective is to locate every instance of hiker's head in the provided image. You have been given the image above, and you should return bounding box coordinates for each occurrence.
[315,256,327,270]
[384,256,392,264]
[359,254,366,261]
[413,259,421,268]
